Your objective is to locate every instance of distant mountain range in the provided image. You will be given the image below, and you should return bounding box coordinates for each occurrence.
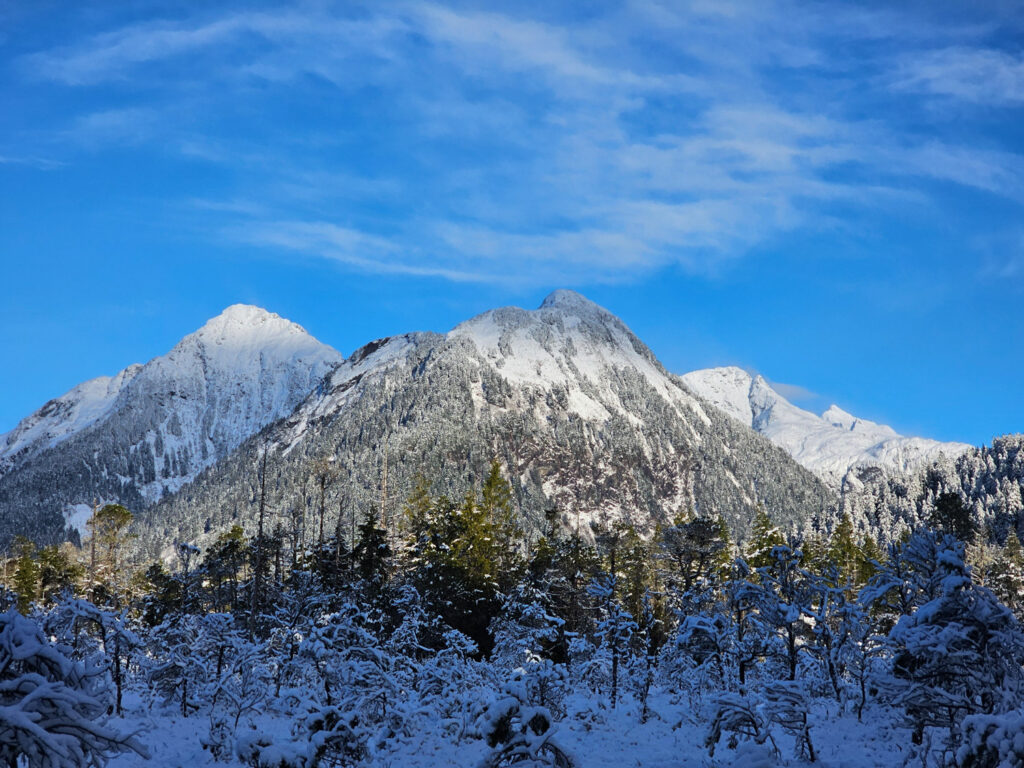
[0,291,981,552]
[681,367,971,486]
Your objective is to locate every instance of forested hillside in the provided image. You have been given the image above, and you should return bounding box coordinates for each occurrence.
[836,434,1024,545]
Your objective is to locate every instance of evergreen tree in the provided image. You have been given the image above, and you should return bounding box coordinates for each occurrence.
[745,508,786,570]
[857,534,882,587]
[608,529,669,660]
[881,539,1024,746]
[930,492,976,544]
[992,529,1024,619]
[826,513,861,585]
[799,532,829,575]
[546,530,602,642]
[12,537,39,615]
[402,472,434,544]
[354,509,392,593]
[719,559,764,687]
[38,544,84,604]
[86,504,134,602]
[479,460,523,591]
[756,543,812,681]
[410,489,511,653]
[660,515,730,595]
[587,574,636,709]
[202,525,248,613]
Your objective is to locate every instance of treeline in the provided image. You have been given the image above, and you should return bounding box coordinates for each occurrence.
[2,460,1024,766]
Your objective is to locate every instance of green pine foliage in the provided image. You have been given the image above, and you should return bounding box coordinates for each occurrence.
[12,537,39,614]
[744,508,786,570]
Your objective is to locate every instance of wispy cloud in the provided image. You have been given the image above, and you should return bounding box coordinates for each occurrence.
[767,379,822,406]
[69,107,166,147]
[893,46,1024,105]
[0,154,63,170]
[8,1,1024,284]
[23,14,277,85]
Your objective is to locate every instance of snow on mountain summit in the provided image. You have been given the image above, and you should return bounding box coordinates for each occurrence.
[821,404,899,439]
[450,290,674,425]
[682,366,971,484]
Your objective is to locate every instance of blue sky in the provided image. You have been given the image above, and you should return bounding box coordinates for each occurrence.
[1,0,1022,445]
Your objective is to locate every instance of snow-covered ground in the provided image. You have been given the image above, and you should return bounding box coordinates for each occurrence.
[108,686,911,768]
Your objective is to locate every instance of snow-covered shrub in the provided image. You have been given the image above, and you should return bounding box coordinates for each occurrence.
[236,728,306,768]
[386,584,437,660]
[298,705,369,767]
[587,575,637,708]
[144,614,208,716]
[861,530,950,632]
[763,680,815,762]
[565,634,607,698]
[204,632,270,761]
[235,706,368,768]
[473,670,576,768]
[958,709,1024,767]
[801,568,862,702]
[521,660,570,720]
[490,587,563,669]
[414,629,489,743]
[880,539,1024,746]
[755,544,814,683]
[0,608,147,767]
[704,692,778,759]
[44,598,143,715]
[662,613,731,695]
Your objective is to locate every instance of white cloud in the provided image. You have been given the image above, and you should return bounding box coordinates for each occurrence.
[13,1,1024,284]
[894,46,1024,105]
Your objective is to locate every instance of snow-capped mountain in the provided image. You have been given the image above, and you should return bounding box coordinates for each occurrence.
[139,291,834,554]
[680,366,971,485]
[0,305,342,547]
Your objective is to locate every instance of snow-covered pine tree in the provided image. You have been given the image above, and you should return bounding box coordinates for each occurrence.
[880,537,1024,748]
[586,574,636,708]
[745,509,786,571]
[991,529,1024,619]
[755,543,812,682]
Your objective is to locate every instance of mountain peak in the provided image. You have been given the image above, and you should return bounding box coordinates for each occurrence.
[822,404,858,431]
[182,305,334,360]
[538,289,603,314]
[217,303,277,321]
[197,304,290,336]
[0,303,343,518]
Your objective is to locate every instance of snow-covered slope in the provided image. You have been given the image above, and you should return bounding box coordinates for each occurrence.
[0,365,143,473]
[141,291,834,553]
[0,305,342,546]
[681,366,971,485]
